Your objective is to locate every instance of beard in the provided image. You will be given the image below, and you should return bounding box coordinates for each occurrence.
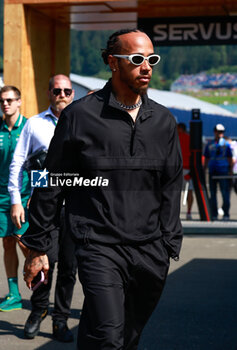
[53,99,68,112]
[118,66,150,96]
[129,84,148,95]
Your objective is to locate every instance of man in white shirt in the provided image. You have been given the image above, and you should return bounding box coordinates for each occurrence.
[8,74,77,342]
[9,74,74,214]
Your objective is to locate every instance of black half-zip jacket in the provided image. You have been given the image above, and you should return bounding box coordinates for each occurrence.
[21,80,183,258]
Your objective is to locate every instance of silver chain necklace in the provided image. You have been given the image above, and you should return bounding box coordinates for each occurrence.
[114,98,142,110]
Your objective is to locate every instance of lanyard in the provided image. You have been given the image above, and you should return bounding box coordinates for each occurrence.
[49,115,58,126]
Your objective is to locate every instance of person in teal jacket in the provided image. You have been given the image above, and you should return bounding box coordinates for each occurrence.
[0,85,31,311]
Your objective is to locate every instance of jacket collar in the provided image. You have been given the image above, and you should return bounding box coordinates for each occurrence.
[95,79,154,122]
[0,114,23,131]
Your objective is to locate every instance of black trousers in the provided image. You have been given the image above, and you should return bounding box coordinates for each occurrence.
[31,211,77,321]
[30,229,58,313]
[76,239,170,350]
[52,210,78,322]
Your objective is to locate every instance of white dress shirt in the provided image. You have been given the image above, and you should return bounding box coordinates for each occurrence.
[8,107,58,204]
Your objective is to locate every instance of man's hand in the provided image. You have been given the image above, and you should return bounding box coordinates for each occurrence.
[11,203,25,229]
[23,250,49,289]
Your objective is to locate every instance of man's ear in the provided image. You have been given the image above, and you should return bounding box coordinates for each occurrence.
[108,55,118,72]
[17,98,22,108]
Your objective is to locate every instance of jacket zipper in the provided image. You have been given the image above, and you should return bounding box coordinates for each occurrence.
[130,120,135,156]
[129,112,142,157]
[126,109,153,157]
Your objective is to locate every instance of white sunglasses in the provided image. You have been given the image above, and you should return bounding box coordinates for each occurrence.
[113,54,161,66]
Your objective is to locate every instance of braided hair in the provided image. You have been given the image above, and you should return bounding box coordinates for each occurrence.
[101,28,141,65]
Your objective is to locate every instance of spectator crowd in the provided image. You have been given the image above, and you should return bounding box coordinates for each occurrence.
[171,72,237,92]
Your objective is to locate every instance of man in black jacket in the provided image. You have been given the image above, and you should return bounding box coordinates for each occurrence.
[22,29,183,350]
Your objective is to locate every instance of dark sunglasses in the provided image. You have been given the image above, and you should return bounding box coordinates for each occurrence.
[0,98,19,104]
[52,88,73,97]
[113,54,161,66]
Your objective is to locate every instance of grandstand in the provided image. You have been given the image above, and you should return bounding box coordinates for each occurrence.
[171,73,237,92]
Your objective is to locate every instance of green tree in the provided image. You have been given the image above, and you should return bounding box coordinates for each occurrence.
[70,30,113,76]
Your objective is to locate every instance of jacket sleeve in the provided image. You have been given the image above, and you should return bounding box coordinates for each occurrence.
[21,111,73,252]
[159,116,183,259]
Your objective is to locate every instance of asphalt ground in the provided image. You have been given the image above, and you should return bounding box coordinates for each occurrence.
[0,190,237,350]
